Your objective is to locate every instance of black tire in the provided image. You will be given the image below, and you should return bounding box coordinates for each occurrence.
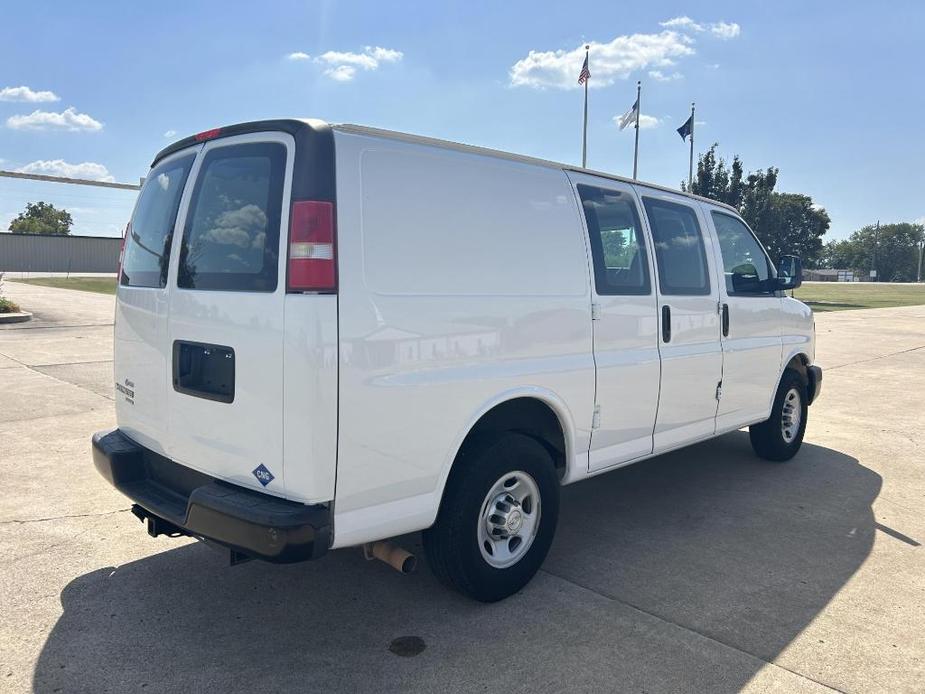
[423,433,559,602]
[749,369,808,462]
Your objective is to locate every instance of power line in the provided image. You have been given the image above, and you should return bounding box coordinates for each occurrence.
[0,170,141,191]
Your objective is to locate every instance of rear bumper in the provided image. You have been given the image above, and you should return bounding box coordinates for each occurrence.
[92,429,332,563]
[807,365,823,405]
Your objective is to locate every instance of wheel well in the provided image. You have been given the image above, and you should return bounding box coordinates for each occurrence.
[785,353,810,386]
[456,398,567,480]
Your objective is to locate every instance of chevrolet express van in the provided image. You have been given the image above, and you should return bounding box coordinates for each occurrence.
[93,119,822,602]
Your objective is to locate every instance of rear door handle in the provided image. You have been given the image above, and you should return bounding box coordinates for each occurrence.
[661,305,671,343]
[722,303,730,337]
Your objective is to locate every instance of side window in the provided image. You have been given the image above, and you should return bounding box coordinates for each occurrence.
[121,153,195,288]
[178,142,286,292]
[711,211,773,295]
[642,197,711,296]
[577,184,651,295]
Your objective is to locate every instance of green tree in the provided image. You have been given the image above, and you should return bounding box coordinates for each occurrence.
[682,144,829,266]
[822,223,924,281]
[8,201,73,235]
[820,238,858,269]
[683,144,747,207]
[760,193,831,268]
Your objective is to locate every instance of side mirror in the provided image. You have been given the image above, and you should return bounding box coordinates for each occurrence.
[776,255,803,290]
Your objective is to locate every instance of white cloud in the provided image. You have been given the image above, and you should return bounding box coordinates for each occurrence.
[317,50,379,70]
[6,106,103,132]
[366,46,403,63]
[163,129,177,138]
[325,65,357,82]
[0,85,60,103]
[660,17,740,40]
[711,22,741,39]
[510,31,695,89]
[15,159,115,182]
[914,216,925,227]
[289,45,404,82]
[660,17,704,32]
[649,70,683,82]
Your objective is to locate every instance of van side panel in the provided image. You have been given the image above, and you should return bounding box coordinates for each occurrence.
[331,130,595,548]
[282,294,339,503]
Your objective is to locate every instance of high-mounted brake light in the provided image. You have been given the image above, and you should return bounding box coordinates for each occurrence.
[194,127,222,142]
[288,200,336,292]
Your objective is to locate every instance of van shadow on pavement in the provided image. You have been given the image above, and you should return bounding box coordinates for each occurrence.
[34,433,878,693]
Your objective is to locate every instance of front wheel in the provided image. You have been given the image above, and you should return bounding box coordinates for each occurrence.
[423,433,559,602]
[749,369,808,462]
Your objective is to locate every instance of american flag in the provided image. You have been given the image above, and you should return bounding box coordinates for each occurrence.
[578,54,590,85]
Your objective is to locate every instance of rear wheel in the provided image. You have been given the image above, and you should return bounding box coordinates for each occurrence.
[423,433,559,602]
[749,369,808,462]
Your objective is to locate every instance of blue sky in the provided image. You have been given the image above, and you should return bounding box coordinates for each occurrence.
[1,0,923,239]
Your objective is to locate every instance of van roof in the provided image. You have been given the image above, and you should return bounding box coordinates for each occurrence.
[333,123,740,214]
[153,118,738,215]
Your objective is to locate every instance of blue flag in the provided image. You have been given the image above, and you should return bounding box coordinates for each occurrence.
[677,114,693,142]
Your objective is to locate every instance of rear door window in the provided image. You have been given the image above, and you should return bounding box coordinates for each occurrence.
[178,142,286,292]
[642,197,711,296]
[121,153,195,288]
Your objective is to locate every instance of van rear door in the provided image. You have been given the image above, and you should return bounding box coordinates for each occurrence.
[115,146,200,453]
[164,131,293,496]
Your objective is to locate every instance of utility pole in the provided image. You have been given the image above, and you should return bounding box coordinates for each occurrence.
[872,220,880,282]
[917,239,924,283]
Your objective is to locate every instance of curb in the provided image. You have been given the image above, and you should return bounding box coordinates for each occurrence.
[0,311,32,324]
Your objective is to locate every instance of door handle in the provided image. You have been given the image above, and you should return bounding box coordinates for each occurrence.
[661,305,671,343]
[722,303,730,337]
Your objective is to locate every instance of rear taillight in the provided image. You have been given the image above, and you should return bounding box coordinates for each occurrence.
[288,200,336,292]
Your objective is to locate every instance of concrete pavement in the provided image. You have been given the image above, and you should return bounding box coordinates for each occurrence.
[0,280,922,693]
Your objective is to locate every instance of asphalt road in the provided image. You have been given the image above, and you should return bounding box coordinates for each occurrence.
[1,281,922,693]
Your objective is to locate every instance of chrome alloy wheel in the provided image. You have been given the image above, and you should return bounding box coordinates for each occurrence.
[781,387,802,442]
[477,471,542,569]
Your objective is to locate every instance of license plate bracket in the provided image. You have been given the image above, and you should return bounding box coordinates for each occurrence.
[172,340,235,403]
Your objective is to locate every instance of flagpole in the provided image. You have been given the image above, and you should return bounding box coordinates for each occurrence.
[581,45,589,168]
[632,80,641,179]
[687,102,695,190]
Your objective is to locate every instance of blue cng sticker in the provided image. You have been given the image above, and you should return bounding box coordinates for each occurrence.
[252,464,275,487]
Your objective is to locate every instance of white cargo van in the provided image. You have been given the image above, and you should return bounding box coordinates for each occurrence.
[93,119,821,602]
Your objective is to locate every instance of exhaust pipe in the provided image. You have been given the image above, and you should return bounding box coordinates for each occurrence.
[364,541,417,574]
